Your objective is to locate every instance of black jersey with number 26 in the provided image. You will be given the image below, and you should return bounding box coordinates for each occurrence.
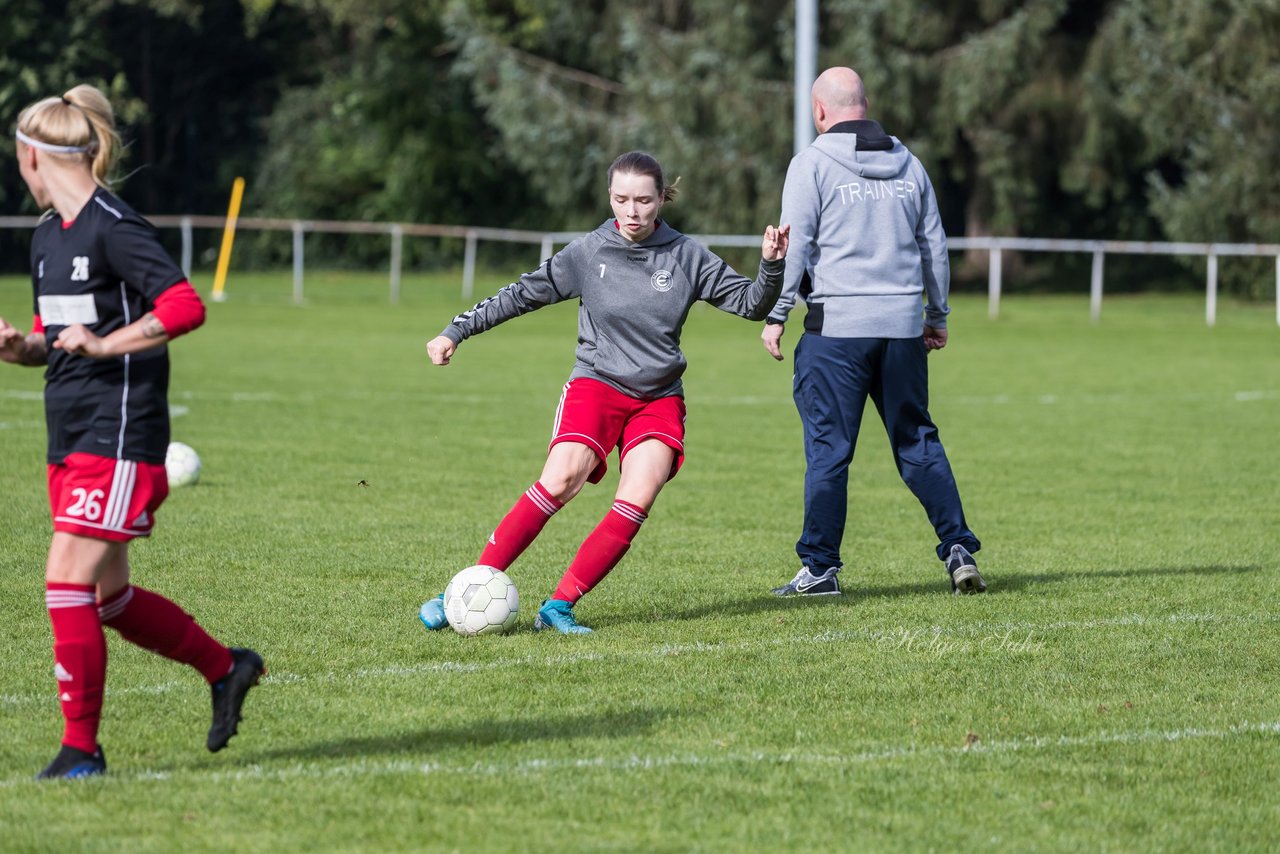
[31,188,186,465]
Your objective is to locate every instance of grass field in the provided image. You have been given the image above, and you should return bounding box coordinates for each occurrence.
[1,270,1278,852]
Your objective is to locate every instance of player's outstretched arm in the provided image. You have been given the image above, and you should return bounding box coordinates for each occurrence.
[426,335,457,366]
[0,317,48,366]
[696,226,788,320]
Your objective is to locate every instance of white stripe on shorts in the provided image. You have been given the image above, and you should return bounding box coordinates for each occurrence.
[102,459,137,530]
[551,381,571,440]
[621,431,684,456]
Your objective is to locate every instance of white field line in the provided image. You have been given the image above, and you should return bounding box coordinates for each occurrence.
[2,610,1276,710]
[2,720,1277,789]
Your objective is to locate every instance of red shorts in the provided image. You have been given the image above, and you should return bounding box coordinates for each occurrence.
[550,378,687,484]
[47,452,168,542]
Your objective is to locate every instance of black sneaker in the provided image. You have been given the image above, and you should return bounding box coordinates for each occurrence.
[771,566,841,596]
[945,545,987,594]
[208,647,265,753]
[36,744,106,780]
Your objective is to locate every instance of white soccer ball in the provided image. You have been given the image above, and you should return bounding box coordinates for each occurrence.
[165,441,202,488]
[443,565,519,636]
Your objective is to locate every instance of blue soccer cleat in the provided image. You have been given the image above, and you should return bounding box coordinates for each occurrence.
[36,744,106,780]
[533,599,593,634]
[419,594,448,630]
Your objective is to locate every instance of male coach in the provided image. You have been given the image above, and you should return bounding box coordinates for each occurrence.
[763,66,986,597]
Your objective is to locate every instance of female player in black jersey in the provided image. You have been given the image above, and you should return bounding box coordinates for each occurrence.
[0,85,264,779]
[420,151,789,634]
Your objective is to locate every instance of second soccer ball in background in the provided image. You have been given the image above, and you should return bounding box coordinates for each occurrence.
[165,441,202,487]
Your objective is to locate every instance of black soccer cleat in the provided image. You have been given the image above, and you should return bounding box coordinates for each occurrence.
[37,744,107,780]
[945,544,987,594]
[207,647,265,753]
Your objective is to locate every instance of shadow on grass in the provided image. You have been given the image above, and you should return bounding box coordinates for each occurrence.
[637,563,1263,625]
[983,563,1262,594]
[229,706,672,767]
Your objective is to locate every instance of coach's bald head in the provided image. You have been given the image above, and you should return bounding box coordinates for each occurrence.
[811,67,869,133]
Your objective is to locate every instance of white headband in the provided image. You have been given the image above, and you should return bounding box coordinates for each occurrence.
[15,128,88,155]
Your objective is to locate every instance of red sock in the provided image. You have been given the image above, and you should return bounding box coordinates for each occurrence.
[553,500,647,604]
[477,482,564,570]
[46,583,106,754]
[98,586,233,684]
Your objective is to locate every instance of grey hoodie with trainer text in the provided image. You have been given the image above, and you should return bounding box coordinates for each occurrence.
[769,120,949,337]
[441,220,783,399]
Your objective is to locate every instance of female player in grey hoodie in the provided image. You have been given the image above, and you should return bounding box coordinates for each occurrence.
[422,151,789,633]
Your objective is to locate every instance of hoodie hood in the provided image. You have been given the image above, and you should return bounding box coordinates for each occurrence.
[595,218,684,249]
[810,119,912,181]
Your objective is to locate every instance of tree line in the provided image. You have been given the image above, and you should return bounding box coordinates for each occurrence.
[2,0,1276,292]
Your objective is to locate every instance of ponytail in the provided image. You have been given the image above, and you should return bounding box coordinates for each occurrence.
[16,84,121,188]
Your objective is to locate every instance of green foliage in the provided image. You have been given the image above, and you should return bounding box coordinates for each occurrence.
[1,0,1277,293]
[444,0,794,234]
[1058,0,1280,295]
[824,0,1127,241]
[1084,0,1280,294]
[95,1,324,214]
[820,0,1279,294]
[1,0,323,222]
[2,273,1279,849]
[0,0,141,268]
[249,0,538,266]
[0,0,142,172]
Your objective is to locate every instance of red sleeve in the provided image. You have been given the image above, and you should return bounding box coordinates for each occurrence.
[32,314,45,335]
[150,281,206,339]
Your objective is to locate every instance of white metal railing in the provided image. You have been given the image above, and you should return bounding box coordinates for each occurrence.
[946,236,1280,327]
[2,216,1277,326]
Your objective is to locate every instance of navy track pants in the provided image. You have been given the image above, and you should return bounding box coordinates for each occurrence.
[792,333,979,569]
